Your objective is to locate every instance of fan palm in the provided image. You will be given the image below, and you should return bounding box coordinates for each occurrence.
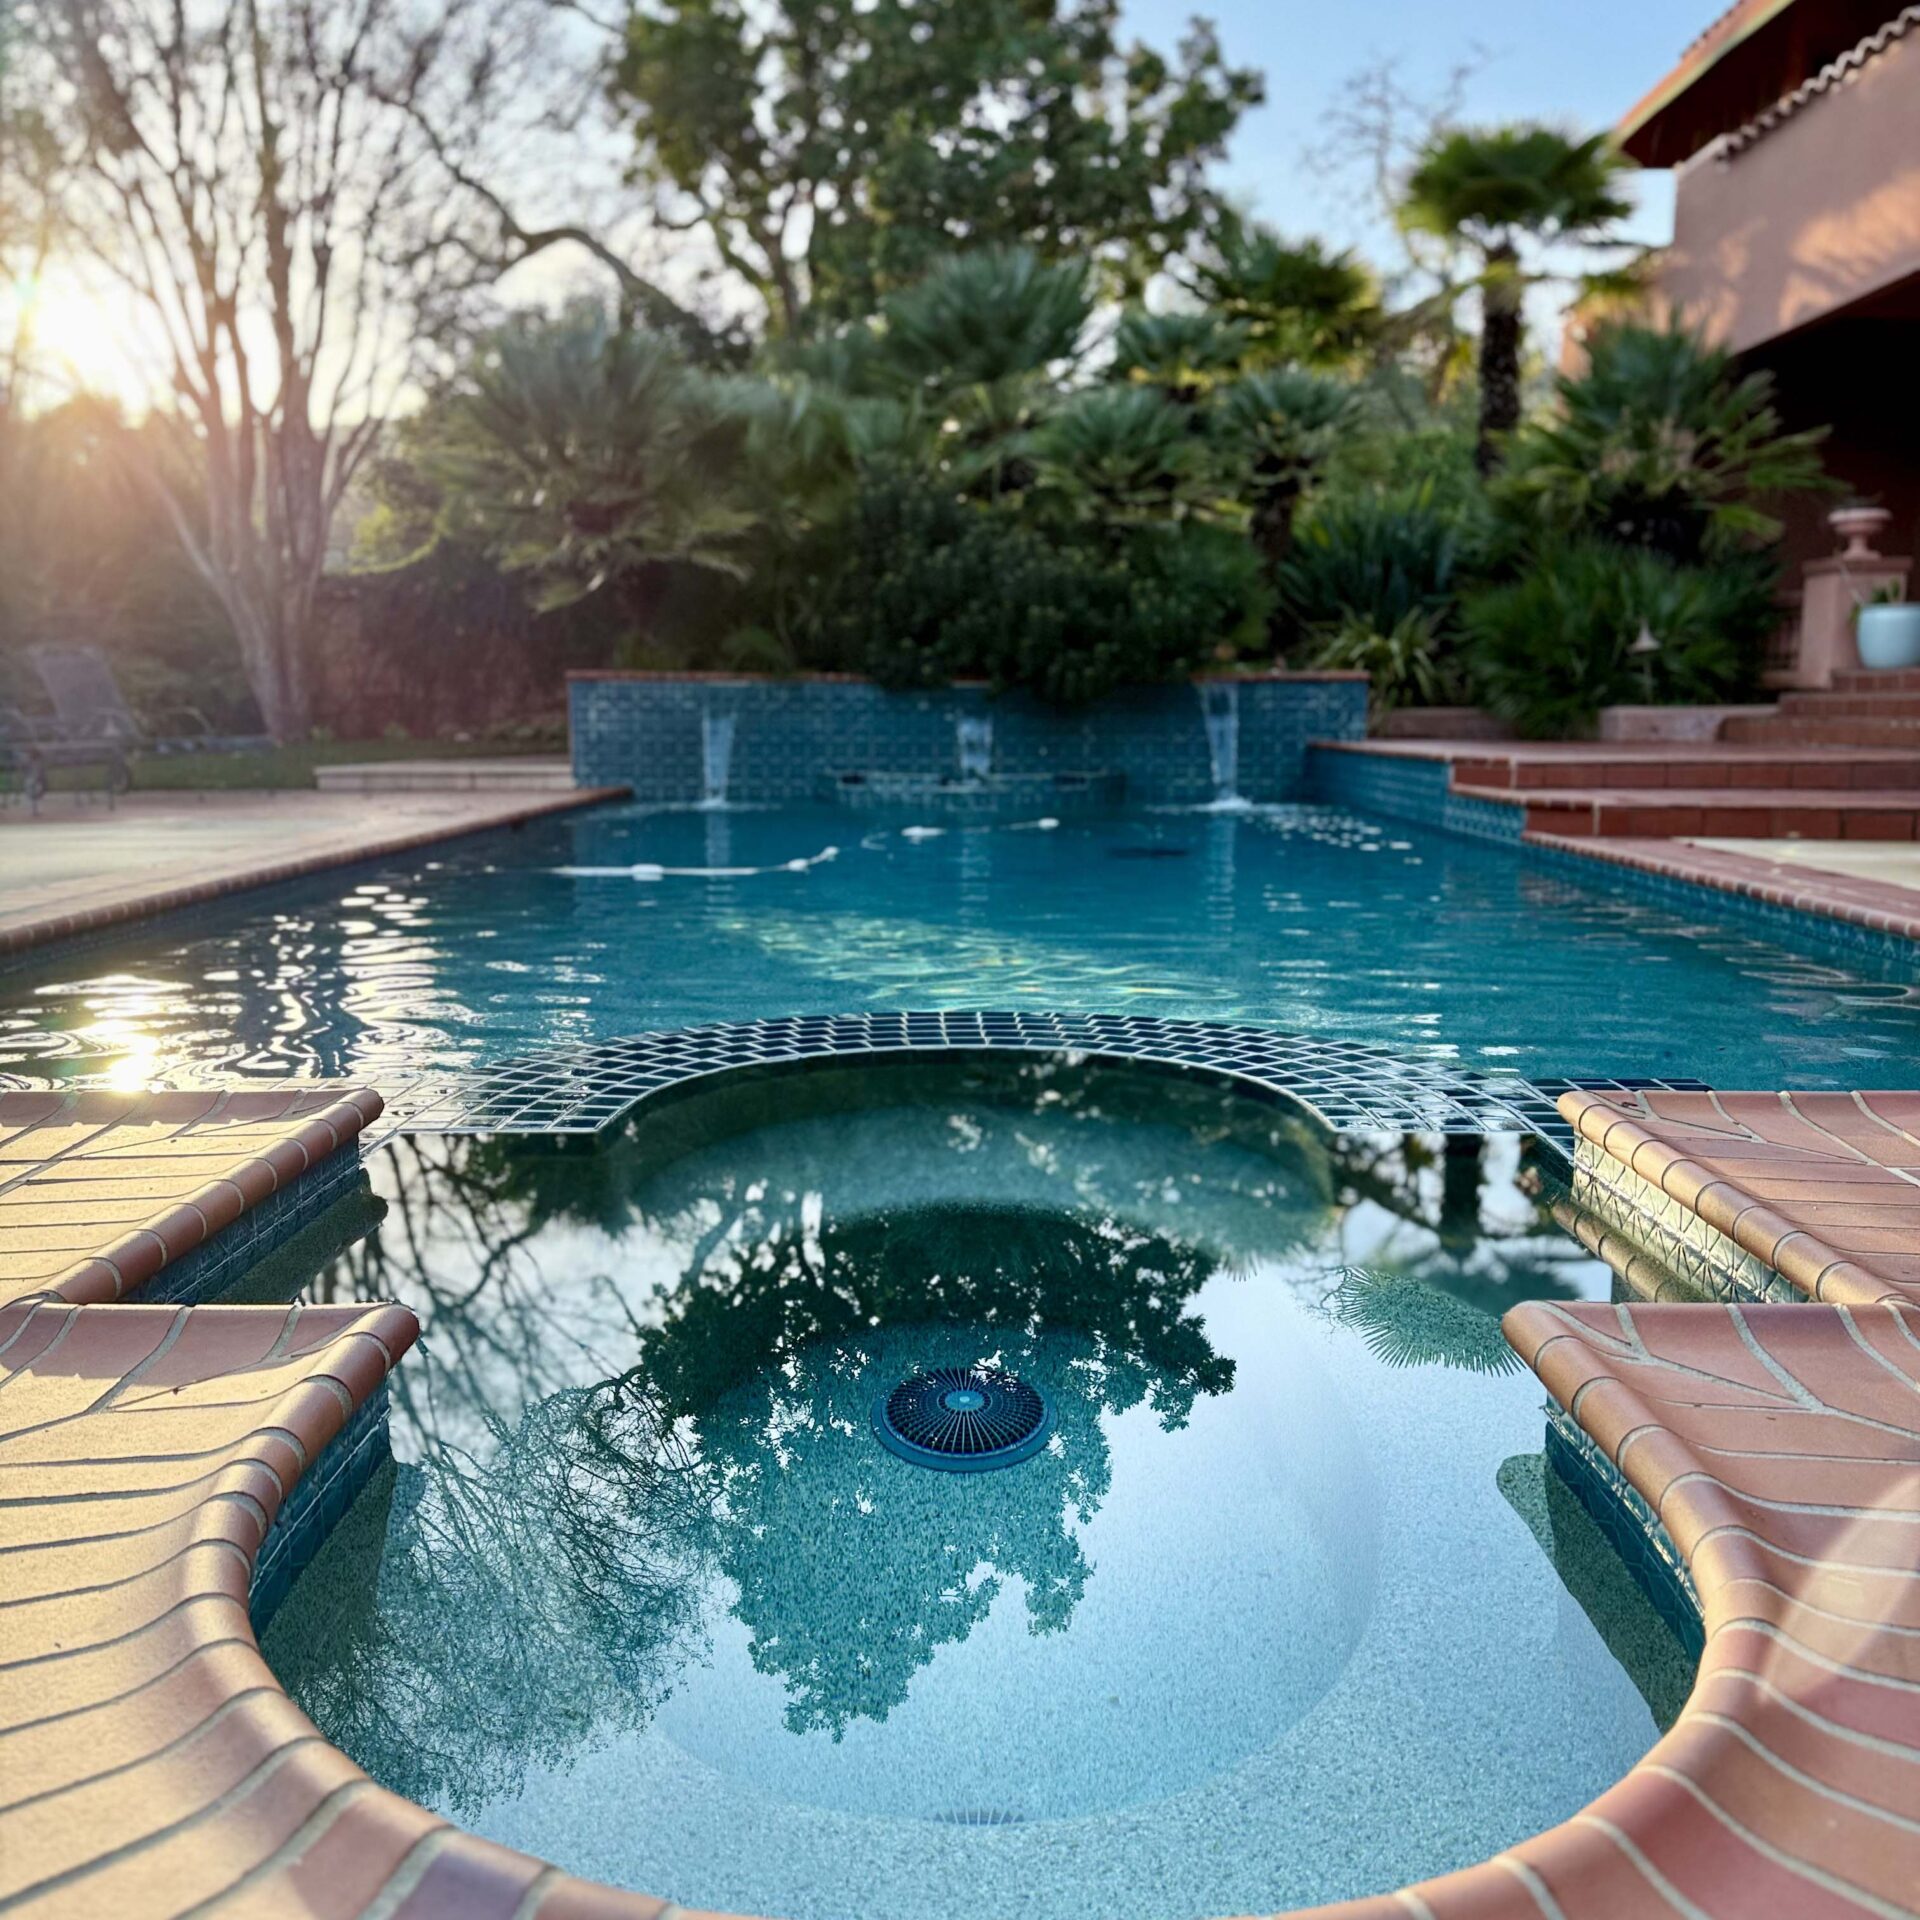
[435,311,757,609]
[1400,124,1633,472]
[1185,219,1379,369]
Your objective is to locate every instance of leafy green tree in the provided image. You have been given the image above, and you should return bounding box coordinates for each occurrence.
[613,0,1260,332]
[1399,125,1634,472]
[1498,320,1832,563]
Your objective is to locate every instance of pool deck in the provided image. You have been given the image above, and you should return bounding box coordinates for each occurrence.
[0,787,627,959]
[8,1077,1920,1916]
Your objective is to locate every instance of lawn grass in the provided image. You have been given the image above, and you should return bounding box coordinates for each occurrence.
[48,736,562,793]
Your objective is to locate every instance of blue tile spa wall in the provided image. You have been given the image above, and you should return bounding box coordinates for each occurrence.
[569,674,1368,806]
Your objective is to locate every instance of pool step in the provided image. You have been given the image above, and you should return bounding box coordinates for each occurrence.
[1556,1085,1920,1308]
[1453,782,1920,839]
[313,757,577,793]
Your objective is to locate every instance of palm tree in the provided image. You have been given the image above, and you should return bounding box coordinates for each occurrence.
[1184,217,1380,370]
[1211,367,1356,600]
[434,309,757,608]
[1399,125,1633,472]
[1500,320,1832,561]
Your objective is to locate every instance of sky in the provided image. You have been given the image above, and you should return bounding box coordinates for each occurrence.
[1123,0,1703,259]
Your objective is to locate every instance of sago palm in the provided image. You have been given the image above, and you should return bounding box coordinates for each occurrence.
[1211,367,1356,587]
[1400,124,1633,472]
[1501,320,1832,561]
[436,311,757,608]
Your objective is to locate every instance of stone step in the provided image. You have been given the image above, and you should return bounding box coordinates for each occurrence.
[1831,668,1920,695]
[313,758,577,793]
[1455,782,1920,838]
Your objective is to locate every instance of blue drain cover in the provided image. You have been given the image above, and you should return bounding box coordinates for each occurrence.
[873,1366,1052,1472]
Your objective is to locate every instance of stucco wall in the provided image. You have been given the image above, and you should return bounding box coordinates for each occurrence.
[1655,25,1920,353]
[569,673,1368,806]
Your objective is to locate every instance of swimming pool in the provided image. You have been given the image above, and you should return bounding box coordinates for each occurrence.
[2,799,1917,1091]
[256,1056,1692,1920]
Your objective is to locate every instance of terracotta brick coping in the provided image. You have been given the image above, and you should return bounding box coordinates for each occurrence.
[0,787,629,960]
[0,1088,384,1311]
[1530,834,1920,947]
[0,1301,735,1920]
[1561,1086,1920,1308]
[564,668,1371,684]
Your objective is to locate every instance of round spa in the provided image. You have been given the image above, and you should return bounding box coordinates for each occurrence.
[260,1052,1691,1920]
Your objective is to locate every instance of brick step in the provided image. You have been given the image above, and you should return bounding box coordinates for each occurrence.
[1454,783,1920,839]
[1722,715,1920,747]
[1831,668,1920,695]
[1777,692,1920,717]
[1449,748,1920,792]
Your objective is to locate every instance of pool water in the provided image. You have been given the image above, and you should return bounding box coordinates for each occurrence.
[3,801,1920,1090]
[260,1058,1693,1920]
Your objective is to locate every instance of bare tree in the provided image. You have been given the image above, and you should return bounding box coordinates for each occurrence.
[18,0,681,738]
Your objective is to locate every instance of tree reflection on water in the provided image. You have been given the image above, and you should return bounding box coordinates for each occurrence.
[267,1060,1586,1812]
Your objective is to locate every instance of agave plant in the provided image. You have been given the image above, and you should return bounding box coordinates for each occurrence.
[1499,321,1833,562]
[434,310,757,609]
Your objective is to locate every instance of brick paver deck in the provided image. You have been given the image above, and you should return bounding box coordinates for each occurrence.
[1561,1086,1920,1307]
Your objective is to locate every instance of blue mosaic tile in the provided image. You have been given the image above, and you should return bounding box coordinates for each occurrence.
[383,1010,1706,1144]
[143,1147,368,1305]
[570,677,1368,807]
[249,1381,391,1632]
[1546,1407,1704,1660]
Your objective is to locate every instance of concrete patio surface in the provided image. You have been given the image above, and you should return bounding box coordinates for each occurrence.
[0,788,623,956]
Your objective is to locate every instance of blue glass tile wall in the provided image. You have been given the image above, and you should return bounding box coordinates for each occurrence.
[570,676,1368,806]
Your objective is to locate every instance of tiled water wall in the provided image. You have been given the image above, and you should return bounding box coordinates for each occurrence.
[569,673,1368,806]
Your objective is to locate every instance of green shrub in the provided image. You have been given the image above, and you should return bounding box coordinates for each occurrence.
[1278,485,1473,643]
[1462,540,1777,738]
[806,468,1266,704]
[1307,609,1461,713]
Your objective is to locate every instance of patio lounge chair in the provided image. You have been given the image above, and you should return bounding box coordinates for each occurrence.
[26,642,272,762]
[0,691,141,810]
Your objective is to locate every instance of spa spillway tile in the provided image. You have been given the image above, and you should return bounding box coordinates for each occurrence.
[0,1299,749,1920]
[1306,1298,1920,1920]
[1560,1086,1920,1306]
[0,1087,382,1310]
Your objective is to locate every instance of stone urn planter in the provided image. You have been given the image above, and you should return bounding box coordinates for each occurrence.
[1857,602,1920,670]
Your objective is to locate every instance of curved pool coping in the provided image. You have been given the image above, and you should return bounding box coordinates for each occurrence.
[7,1066,1920,1917]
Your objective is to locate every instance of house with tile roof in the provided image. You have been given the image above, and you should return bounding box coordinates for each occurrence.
[1583,0,1920,677]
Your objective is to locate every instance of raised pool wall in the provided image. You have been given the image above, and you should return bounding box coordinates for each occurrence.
[568,671,1369,806]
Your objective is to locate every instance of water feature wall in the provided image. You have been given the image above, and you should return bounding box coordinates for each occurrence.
[700,708,737,807]
[571,674,1367,807]
[1199,683,1240,802]
[956,713,994,782]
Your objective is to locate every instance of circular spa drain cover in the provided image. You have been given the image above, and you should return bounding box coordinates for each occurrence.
[873,1366,1053,1472]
